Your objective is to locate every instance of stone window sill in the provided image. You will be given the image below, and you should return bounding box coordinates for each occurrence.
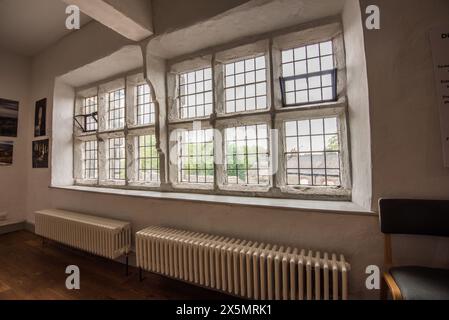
[50,185,375,217]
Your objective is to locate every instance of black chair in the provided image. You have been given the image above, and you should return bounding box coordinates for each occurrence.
[379,199,449,300]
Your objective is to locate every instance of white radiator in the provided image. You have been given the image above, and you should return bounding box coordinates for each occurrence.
[35,209,131,260]
[136,226,350,300]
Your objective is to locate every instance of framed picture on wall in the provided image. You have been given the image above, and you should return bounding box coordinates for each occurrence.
[34,98,47,137]
[0,98,19,137]
[0,141,13,166]
[32,139,49,169]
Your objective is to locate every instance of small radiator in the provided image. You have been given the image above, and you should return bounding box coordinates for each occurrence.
[35,209,131,260]
[136,226,350,300]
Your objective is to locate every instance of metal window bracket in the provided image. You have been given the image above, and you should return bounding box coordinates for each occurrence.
[280,68,338,108]
[74,112,98,133]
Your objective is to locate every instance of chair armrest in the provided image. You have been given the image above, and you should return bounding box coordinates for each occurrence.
[384,272,403,300]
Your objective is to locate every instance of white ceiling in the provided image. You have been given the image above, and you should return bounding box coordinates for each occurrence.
[0,0,92,57]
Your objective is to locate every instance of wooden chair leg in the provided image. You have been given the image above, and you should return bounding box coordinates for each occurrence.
[380,276,389,300]
[383,272,403,300]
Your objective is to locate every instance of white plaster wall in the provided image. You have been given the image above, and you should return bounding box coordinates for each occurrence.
[359,0,449,270]
[342,0,372,210]
[48,187,382,299]
[0,49,30,224]
[361,0,449,206]
[24,21,131,220]
[51,80,75,187]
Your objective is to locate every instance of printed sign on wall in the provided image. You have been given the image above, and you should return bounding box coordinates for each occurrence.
[430,27,449,167]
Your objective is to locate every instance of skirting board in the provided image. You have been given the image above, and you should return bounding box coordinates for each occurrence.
[24,221,35,233]
[0,221,25,236]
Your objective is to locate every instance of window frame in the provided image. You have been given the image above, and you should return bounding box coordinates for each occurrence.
[279,40,338,108]
[274,106,351,196]
[283,117,342,187]
[223,55,269,114]
[214,114,273,193]
[178,67,214,120]
[224,123,271,186]
[168,119,216,191]
[73,22,351,201]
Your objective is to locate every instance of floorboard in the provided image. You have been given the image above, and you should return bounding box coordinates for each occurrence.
[0,231,233,300]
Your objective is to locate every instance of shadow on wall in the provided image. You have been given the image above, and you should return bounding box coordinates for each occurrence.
[151,0,253,34]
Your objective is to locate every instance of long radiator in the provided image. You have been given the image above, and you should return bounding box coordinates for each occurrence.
[136,226,350,300]
[35,209,131,260]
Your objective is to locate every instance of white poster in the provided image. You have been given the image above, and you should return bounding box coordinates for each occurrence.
[430,27,449,167]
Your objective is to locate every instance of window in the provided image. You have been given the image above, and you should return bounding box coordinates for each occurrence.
[280,41,336,107]
[108,89,125,129]
[179,68,213,119]
[83,140,98,179]
[74,23,349,199]
[178,129,214,184]
[74,75,159,187]
[225,124,270,185]
[284,117,341,187]
[108,137,126,180]
[224,56,267,113]
[84,96,98,132]
[138,135,159,182]
[136,84,155,125]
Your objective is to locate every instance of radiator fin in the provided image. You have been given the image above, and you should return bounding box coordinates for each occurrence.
[35,209,131,260]
[136,226,350,300]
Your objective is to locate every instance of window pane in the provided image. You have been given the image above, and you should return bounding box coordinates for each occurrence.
[108,89,125,129]
[178,129,214,184]
[83,96,98,132]
[281,40,336,107]
[320,41,333,56]
[138,134,160,182]
[136,84,155,125]
[108,137,126,180]
[284,117,341,187]
[83,140,98,179]
[179,68,213,119]
[224,56,268,113]
[225,124,270,186]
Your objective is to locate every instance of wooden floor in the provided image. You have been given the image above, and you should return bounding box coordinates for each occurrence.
[0,231,232,300]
